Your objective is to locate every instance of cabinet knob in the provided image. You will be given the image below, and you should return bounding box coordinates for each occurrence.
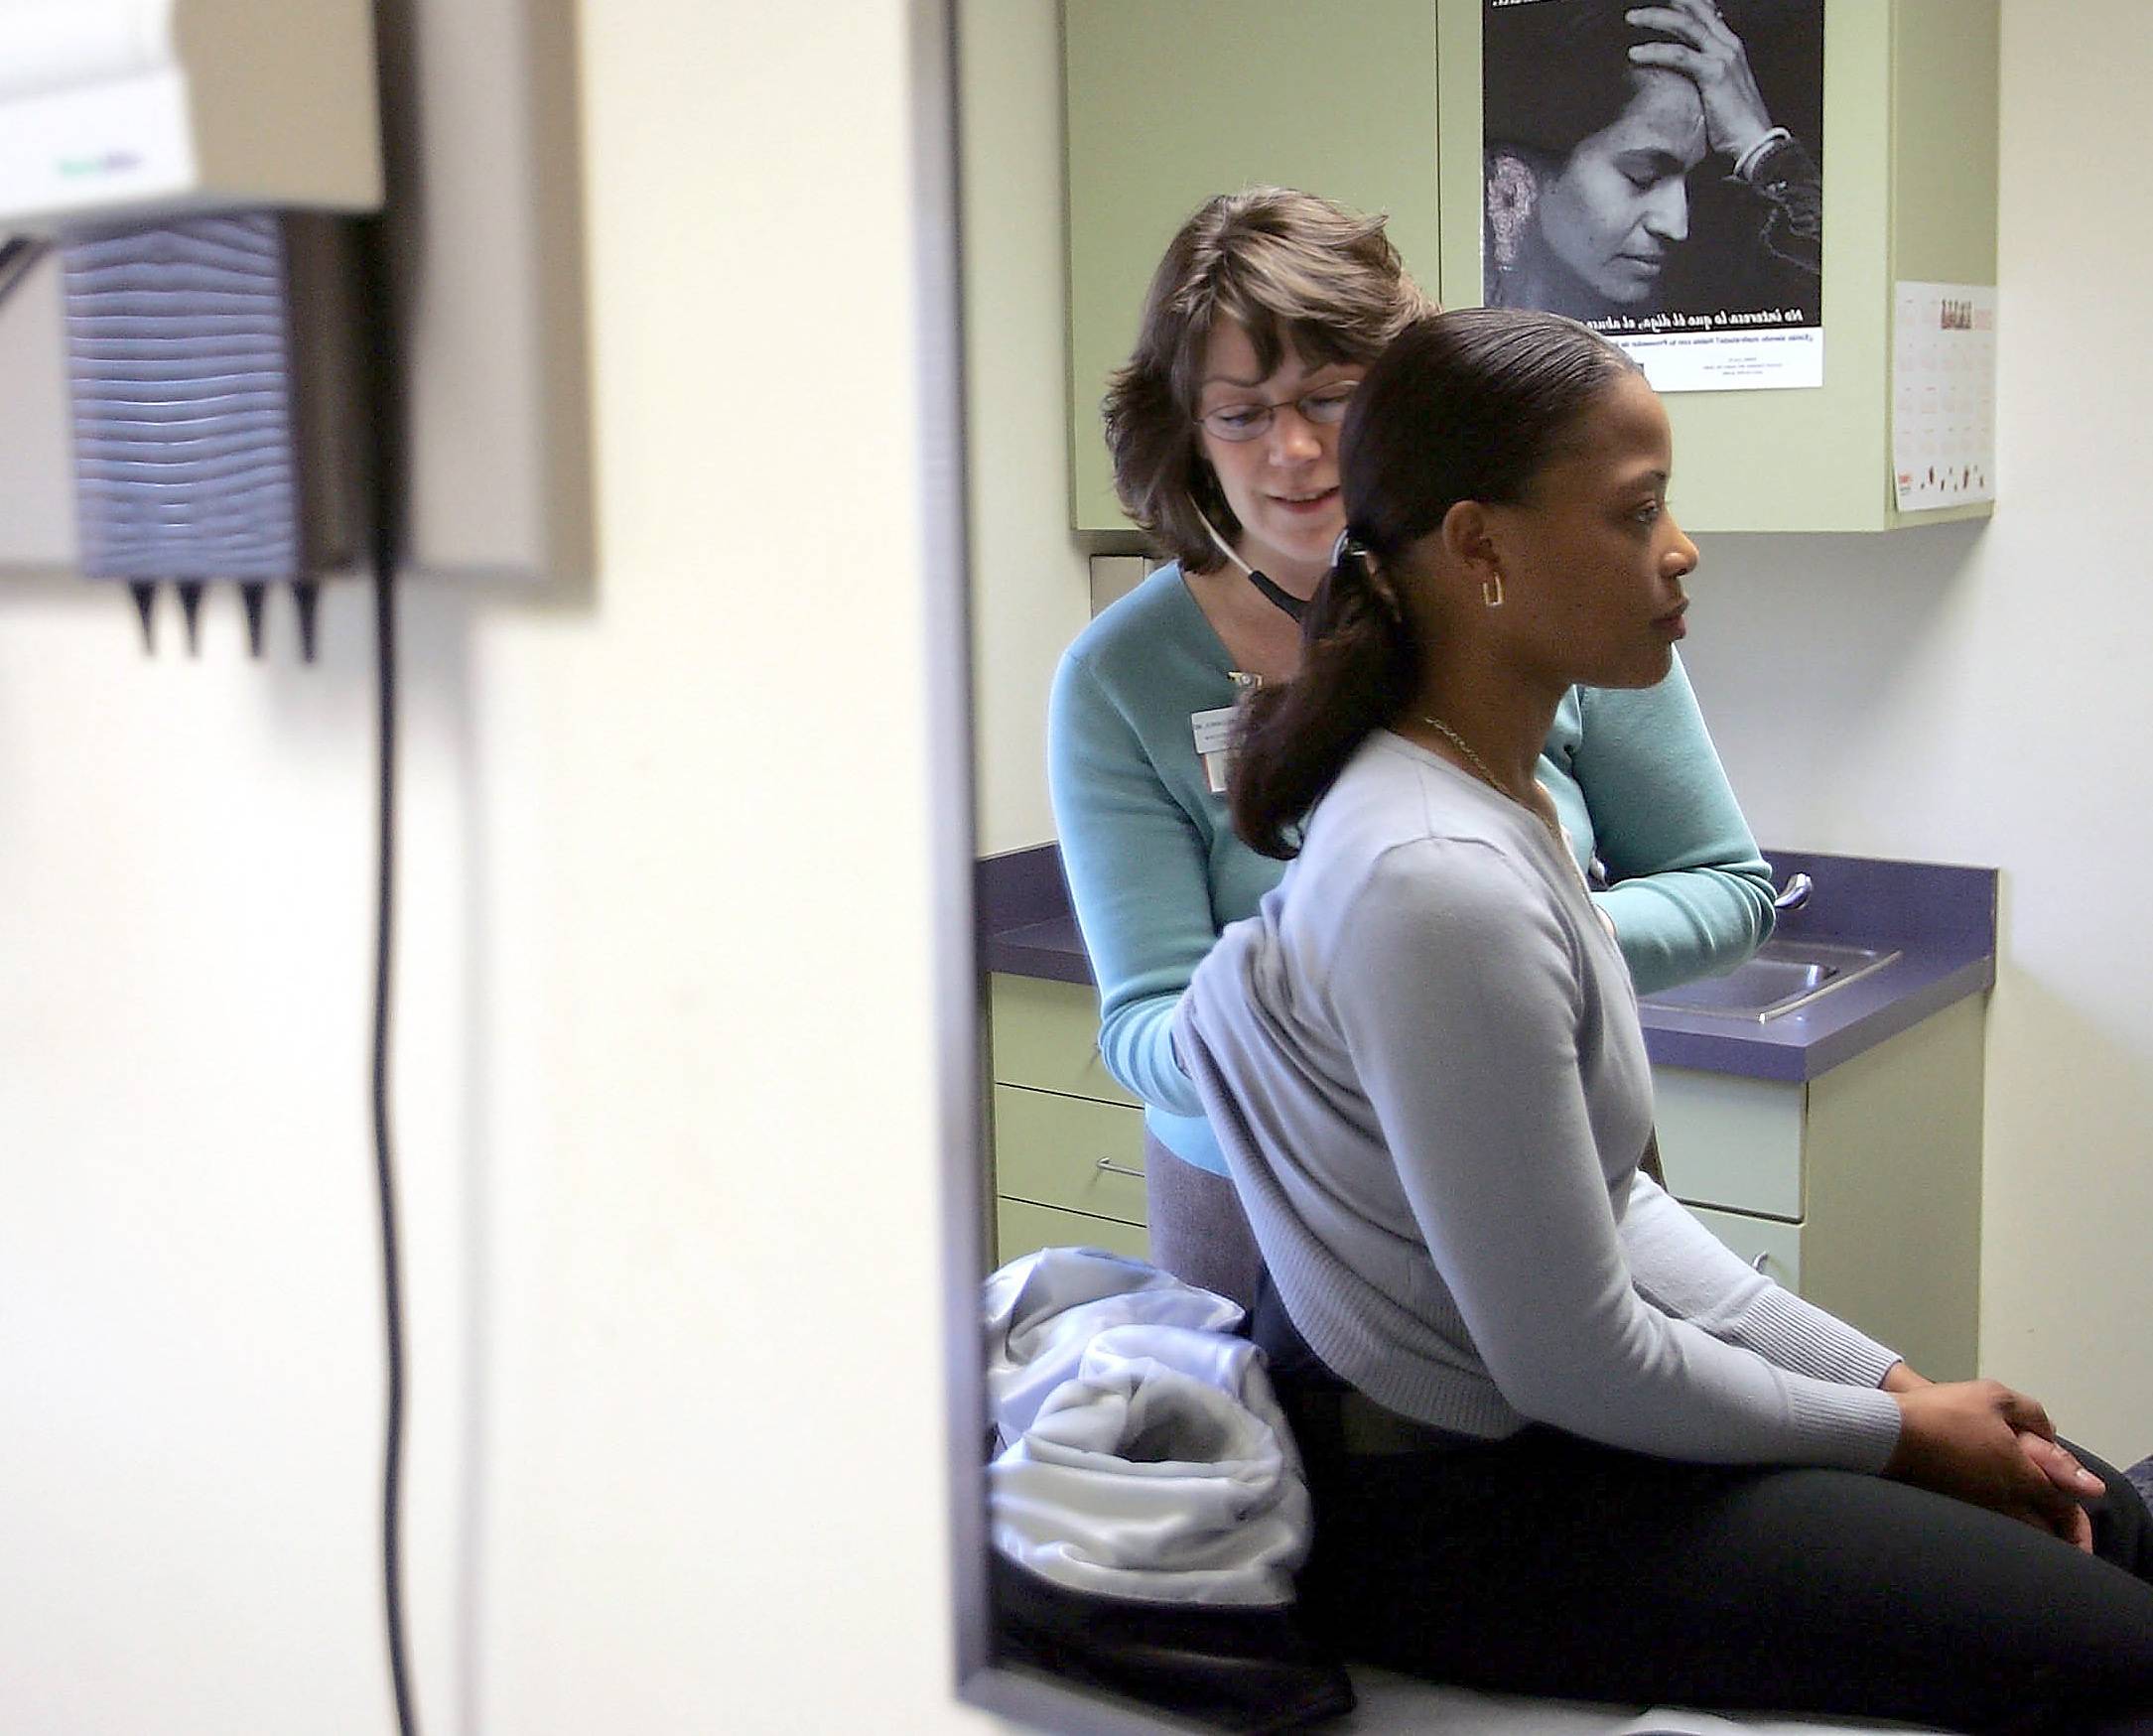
[1750,1251,1772,1272]
[1096,1156,1144,1179]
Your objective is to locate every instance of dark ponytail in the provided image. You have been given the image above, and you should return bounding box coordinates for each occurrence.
[1229,542,1417,859]
[1227,307,1640,860]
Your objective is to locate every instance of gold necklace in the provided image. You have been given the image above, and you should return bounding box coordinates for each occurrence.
[1417,713,1510,797]
[1418,713,1564,850]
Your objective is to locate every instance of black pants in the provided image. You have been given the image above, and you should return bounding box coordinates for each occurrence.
[1254,1282,2153,1735]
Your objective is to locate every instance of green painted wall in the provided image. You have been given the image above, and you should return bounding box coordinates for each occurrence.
[1064,0,1442,530]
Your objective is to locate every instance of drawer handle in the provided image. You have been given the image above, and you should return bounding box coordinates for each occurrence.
[1750,1251,1771,1272]
[1096,1156,1144,1179]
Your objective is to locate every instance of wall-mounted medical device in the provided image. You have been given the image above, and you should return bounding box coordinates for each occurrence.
[0,0,384,653]
[0,0,591,609]
[0,0,382,233]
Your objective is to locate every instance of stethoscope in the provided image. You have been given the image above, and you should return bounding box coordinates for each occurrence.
[1195,508,1309,624]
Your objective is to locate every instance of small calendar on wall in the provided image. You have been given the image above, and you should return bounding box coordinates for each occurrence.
[1893,282,1996,511]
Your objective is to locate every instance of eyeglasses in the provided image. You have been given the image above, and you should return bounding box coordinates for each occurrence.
[1195,381,1359,443]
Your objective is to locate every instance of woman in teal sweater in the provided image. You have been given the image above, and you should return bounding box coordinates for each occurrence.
[1048,188,1775,1305]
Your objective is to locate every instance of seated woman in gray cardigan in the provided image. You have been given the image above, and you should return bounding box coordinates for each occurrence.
[1175,307,2153,1733]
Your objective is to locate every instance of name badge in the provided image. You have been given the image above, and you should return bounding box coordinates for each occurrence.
[1190,705,1237,755]
[1192,704,1238,795]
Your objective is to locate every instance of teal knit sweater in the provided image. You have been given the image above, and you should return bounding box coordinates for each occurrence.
[1047,563,1775,1176]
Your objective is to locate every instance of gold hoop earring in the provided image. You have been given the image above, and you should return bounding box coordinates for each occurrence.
[1483,572,1505,609]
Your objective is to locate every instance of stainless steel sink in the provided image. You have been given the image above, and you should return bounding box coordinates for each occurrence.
[1638,938,1900,1021]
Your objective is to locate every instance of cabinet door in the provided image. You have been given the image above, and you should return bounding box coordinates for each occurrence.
[1651,1067,1806,1222]
[993,1085,1148,1227]
[989,973,1141,1105]
[1064,0,1444,531]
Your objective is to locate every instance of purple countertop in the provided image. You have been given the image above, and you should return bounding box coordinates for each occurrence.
[978,844,1996,1084]
[975,843,1096,987]
[1634,848,1996,1081]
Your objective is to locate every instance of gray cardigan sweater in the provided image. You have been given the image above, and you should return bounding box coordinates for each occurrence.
[1176,732,1904,1471]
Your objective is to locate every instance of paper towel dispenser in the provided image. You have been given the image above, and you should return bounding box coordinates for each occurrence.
[0,0,382,231]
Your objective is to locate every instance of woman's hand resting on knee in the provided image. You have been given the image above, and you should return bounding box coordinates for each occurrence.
[1884,1380,2102,1549]
[2015,1433,2100,1551]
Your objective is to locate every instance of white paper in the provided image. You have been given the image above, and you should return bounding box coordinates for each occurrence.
[1611,325,1823,393]
[1893,282,1996,510]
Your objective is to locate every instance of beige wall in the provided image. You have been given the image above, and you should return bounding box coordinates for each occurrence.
[0,2,1002,1731]
[968,0,2153,1458]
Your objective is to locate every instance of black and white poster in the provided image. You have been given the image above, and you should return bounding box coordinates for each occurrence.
[1482,0,1825,391]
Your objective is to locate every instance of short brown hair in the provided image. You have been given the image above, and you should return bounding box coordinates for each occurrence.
[1102,188,1430,573]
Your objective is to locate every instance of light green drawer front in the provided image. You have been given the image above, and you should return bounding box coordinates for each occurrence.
[989,973,1140,1107]
[997,1197,1151,1268]
[993,1084,1146,1225]
[1684,1204,1805,1295]
[1652,1067,1806,1223]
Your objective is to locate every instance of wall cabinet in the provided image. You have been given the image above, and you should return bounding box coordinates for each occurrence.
[1063,0,1443,536]
[987,971,1982,1379]
[0,0,591,584]
[1065,0,1997,536]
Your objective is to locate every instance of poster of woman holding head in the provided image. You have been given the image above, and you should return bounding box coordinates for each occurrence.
[1482,0,1825,390]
